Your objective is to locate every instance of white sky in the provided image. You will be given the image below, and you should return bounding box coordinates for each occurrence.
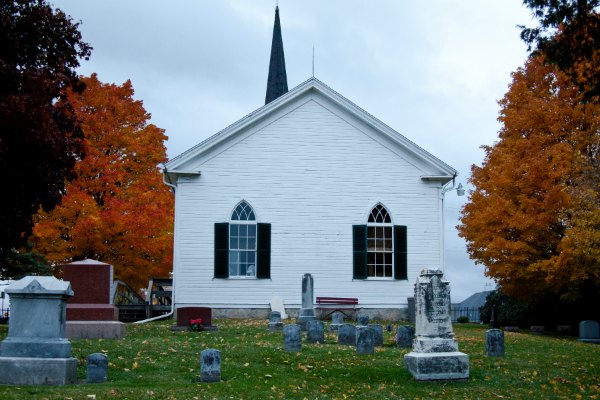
[51,0,534,302]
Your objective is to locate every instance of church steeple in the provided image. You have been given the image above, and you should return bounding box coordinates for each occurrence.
[265,6,288,104]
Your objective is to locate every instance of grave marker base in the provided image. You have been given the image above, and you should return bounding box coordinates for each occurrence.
[404,351,469,381]
[0,357,77,385]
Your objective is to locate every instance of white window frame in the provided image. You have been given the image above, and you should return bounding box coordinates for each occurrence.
[229,201,257,279]
[367,204,394,280]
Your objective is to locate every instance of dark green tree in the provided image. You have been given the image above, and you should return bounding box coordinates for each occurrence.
[0,0,92,277]
[520,0,600,100]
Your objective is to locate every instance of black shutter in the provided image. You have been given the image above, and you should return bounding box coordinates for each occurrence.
[214,223,229,278]
[394,225,407,280]
[256,223,271,279]
[353,225,367,279]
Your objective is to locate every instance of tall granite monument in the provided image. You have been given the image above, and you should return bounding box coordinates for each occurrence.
[0,276,78,385]
[404,269,469,381]
[296,273,316,330]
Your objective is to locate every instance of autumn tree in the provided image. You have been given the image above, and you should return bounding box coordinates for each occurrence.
[458,57,600,314]
[0,0,91,277]
[32,74,174,291]
[520,0,600,101]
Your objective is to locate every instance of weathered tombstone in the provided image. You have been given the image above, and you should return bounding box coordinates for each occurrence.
[200,349,221,382]
[297,274,317,330]
[63,259,125,339]
[268,311,283,331]
[356,326,375,355]
[337,323,356,346]
[556,325,572,335]
[369,324,384,346]
[269,296,288,320]
[396,325,415,348]
[404,269,469,381]
[87,353,108,383]
[486,329,505,357]
[306,320,325,344]
[283,324,302,352]
[504,326,520,333]
[356,312,369,326]
[0,276,77,385]
[578,320,600,344]
[530,326,545,334]
[329,311,344,332]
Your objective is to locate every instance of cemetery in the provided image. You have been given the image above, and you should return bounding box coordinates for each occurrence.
[0,270,598,399]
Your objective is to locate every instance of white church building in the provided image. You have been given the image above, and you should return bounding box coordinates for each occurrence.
[163,7,458,320]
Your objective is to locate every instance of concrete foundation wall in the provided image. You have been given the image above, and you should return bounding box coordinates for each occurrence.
[202,307,408,321]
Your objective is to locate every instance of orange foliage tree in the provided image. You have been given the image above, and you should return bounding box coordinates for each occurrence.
[32,74,174,291]
[458,57,600,304]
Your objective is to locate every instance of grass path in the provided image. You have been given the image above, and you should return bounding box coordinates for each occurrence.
[0,320,599,399]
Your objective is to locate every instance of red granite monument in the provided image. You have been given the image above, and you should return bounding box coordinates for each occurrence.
[63,259,125,339]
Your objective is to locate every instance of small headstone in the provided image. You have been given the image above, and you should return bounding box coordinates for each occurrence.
[356,312,369,326]
[556,325,572,335]
[530,326,545,334]
[200,349,221,382]
[396,325,415,348]
[329,311,344,332]
[306,320,324,344]
[269,296,288,320]
[578,320,600,343]
[356,326,374,355]
[297,274,316,330]
[268,311,283,331]
[86,353,108,383]
[337,324,356,346]
[368,324,384,346]
[504,326,520,332]
[283,324,302,352]
[486,329,505,357]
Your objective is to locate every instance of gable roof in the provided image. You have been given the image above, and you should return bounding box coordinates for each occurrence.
[456,290,494,308]
[165,77,457,182]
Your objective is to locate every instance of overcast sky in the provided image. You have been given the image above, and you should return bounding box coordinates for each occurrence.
[51,0,534,302]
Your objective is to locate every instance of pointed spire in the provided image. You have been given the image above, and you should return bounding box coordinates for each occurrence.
[265,6,288,104]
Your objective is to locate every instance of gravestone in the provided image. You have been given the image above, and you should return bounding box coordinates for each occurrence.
[337,324,356,345]
[329,311,344,332]
[404,269,469,381]
[269,296,288,320]
[578,320,600,344]
[0,276,77,385]
[200,349,221,382]
[356,312,369,326]
[297,274,316,330]
[407,297,416,323]
[63,259,125,339]
[530,326,545,334]
[87,353,108,383]
[175,307,217,331]
[486,329,505,357]
[306,320,324,344]
[268,311,283,331]
[356,326,375,355]
[369,324,384,346]
[396,325,415,348]
[504,326,520,332]
[283,324,302,352]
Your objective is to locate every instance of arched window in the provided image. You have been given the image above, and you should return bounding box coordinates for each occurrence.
[352,204,407,280]
[229,201,257,277]
[367,204,393,277]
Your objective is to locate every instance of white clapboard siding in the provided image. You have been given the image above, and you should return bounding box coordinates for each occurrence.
[171,93,446,310]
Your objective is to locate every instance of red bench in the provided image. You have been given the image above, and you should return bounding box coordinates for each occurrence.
[316,297,359,318]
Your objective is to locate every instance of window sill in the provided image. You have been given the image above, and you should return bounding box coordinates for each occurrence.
[227,276,257,280]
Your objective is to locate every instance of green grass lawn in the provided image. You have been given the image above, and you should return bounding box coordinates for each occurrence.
[0,319,599,399]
